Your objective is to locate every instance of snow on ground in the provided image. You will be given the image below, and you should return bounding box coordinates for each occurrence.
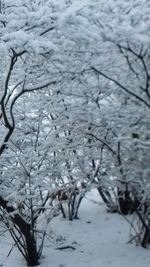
[1,189,150,267]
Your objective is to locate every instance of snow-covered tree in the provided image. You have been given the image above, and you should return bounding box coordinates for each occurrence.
[1,0,150,263]
[0,1,62,265]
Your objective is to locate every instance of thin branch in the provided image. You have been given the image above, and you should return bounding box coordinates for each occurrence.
[140,57,150,99]
[0,55,16,129]
[5,80,24,107]
[118,43,150,99]
[86,132,116,155]
[23,79,59,92]
[117,44,140,80]
[40,26,56,36]
[91,66,150,109]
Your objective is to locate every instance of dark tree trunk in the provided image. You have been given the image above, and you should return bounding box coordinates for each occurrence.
[25,234,39,266]
[117,188,140,215]
[0,196,39,266]
[97,187,116,211]
[74,195,83,219]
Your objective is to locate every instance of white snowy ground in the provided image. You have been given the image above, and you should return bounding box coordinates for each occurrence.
[1,190,150,267]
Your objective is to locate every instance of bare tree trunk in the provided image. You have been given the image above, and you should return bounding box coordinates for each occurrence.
[0,196,39,266]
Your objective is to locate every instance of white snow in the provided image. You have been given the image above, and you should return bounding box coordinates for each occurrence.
[1,190,150,267]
